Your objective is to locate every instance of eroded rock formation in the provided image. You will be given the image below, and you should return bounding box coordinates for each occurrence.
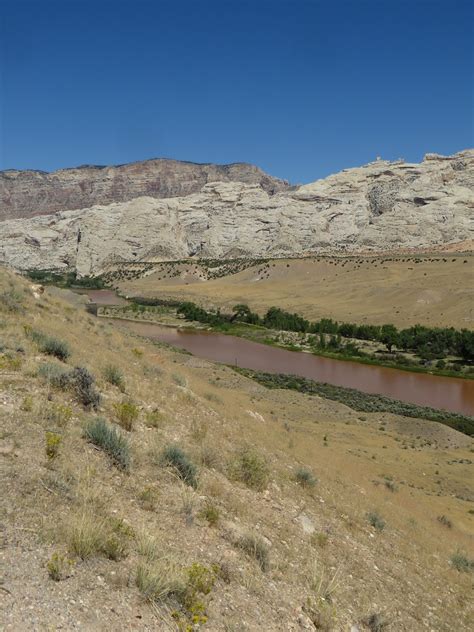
[0,151,472,275]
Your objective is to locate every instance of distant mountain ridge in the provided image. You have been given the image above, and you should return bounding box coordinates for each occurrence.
[0,150,472,275]
[0,158,289,220]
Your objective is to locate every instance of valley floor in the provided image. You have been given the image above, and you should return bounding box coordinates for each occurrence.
[115,254,474,330]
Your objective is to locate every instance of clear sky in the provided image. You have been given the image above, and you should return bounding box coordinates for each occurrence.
[0,0,472,183]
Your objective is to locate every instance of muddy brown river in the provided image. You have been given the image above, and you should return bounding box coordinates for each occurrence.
[80,290,474,415]
[117,320,474,416]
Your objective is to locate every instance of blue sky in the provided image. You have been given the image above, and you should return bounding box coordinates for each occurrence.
[0,0,472,183]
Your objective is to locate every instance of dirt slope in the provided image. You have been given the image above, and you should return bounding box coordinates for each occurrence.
[1,267,473,631]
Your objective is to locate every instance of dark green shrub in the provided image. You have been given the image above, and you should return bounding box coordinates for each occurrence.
[362,613,390,631]
[450,550,473,573]
[367,511,386,531]
[295,467,317,488]
[84,417,130,470]
[162,445,198,488]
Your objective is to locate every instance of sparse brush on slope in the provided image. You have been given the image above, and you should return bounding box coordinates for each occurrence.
[39,364,101,409]
[236,533,270,572]
[84,417,130,470]
[103,364,125,390]
[229,446,269,491]
[28,328,71,361]
[237,369,474,436]
[295,466,317,488]
[161,445,198,488]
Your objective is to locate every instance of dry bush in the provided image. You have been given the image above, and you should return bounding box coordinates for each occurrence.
[229,446,269,491]
[114,401,139,431]
[135,558,186,603]
[235,533,270,572]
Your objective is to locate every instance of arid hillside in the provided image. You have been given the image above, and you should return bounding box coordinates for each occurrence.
[1,266,473,631]
[114,254,474,329]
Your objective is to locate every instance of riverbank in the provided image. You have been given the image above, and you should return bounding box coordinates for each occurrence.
[235,369,474,437]
[97,303,474,381]
[104,318,474,416]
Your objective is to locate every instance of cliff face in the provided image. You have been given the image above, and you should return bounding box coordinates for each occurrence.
[0,159,289,220]
[0,151,472,275]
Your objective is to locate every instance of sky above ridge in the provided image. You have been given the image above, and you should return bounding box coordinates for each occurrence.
[0,0,472,183]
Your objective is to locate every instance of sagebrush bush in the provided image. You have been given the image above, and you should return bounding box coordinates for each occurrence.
[367,511,386,531]
[0,289,24,312]
[67,367,101,409]
[162,445,198,488]
[38,364,100,409]
[384,479,397,492]
[450,550,473,573]
[103,364,125,391]
[30,330,70,361]
[362,613,390,631]
[295,466,317,488]
[236,533,270,572]
[42,337,71,361]
[84,417,130,470]
[229,447,269,491]
[114,401,139,431]
[172,373,187,387]
[37,362,69,387]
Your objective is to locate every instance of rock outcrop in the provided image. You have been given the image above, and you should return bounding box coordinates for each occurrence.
[0,150,472,275]
[0,159,289,220]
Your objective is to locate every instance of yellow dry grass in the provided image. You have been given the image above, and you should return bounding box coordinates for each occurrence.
[1,266,473,630]
[118,254,474,329]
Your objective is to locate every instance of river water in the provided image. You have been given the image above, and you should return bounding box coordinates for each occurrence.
[81,289,474,415]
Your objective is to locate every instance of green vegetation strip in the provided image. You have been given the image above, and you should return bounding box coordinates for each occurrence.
[25,269,105,289]
[235,368,474,436]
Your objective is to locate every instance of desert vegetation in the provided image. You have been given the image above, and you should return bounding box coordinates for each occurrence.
[176,300,474,366]
[1,266,473,630]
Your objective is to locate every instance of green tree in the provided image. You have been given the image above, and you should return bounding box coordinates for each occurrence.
[380,324,398,353]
